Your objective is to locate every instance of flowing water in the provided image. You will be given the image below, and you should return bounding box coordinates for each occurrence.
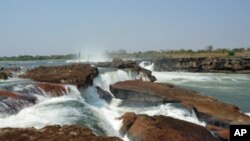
[0,60,249,140]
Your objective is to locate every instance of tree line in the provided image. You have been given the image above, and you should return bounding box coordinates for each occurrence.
[0,54,76,61]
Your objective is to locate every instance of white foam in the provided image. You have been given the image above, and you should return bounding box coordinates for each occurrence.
[139,61,154,71]
[94,70,137,91]
[117,103,205,126]
[0,96,84,129]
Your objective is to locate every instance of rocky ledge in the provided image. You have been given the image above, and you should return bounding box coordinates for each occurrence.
[153,57,250,73]
[0,90,36,104]
[36,83,68,97]
[110,80,250,127]
[20,63,98,88]
[118,112,218,141]
[96,58,156,82]
[0,67,21,80]
[0,125,122,141]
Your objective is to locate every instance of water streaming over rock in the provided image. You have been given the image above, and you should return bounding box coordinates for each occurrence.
[0,66,205,141]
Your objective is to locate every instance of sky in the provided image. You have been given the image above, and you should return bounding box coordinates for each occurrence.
[0,0,250,56]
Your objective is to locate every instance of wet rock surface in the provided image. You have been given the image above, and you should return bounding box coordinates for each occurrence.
[36,83,68,97]
[119,113,218,141]
[0,90,36,104]
[0,72,8,80]
[206,125,229,141]
[0,125,122,141]
[110,80,250,127]
[96,86,113,104]
[0,67,21,79]
[21,63,98,88]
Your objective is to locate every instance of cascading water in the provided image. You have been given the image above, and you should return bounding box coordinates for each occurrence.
[139,61,154,71]
[94,69,138,92]
[0,67,207,141]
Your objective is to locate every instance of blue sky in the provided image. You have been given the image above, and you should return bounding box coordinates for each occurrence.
[0,0,250,56]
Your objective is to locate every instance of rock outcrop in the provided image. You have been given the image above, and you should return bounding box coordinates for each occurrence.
[21,64,98,88]
[0,67,22,79]
[0,72,8,80]
[36,83,68,97]
[206,125,229,141]
[110,80,250,127]
[0,125,122,141]
[119,113,218,141]
[153,57,250,73]
[0,90,36,103]
[96,59,156,82]
[96,86,113,104]
[0,90,37,115]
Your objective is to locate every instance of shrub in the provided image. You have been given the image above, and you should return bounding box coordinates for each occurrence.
[228,50,236,56]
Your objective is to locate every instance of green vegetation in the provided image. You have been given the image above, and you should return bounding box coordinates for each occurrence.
[108,47,250,59]
[1,47,249,61]
[0,54,76,61]
[228,50,236,56]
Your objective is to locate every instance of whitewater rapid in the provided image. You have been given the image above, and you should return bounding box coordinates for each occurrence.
[0,68,205,141]
[2,61,249,140]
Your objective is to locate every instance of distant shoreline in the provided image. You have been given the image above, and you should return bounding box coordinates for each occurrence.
[1,48,250,61]
[0,54,76,61]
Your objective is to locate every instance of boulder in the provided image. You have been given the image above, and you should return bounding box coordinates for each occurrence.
[0,125,122,141]
[36,83,68,97]
[20,63,98,88]
[96,86,113,104]
[110,80,250,127]
[119,113,218,141]
[0,72,8,80]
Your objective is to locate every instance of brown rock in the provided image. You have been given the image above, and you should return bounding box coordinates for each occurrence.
[36,83,67,97]
[0,125,122,141]
[96,86,113,104]
[110,80,250,126]
[20,63,98,88]
[206,125,229,141]
[153,57,250,73]
[0,90,36,103]
[117,112,137,136]
[119,113,218,141]
[96,59,156,82]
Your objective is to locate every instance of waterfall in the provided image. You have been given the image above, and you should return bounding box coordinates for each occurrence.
[94,69,138,91]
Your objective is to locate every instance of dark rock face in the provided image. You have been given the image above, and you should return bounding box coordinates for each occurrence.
[96,59,156,82]
[110,80,250,127]
[154,57,250,73]
[21,63,98,88]
[0,90,36,115]
[119,113,218,141]
[0,125,122,141]
[96,86,113,104]
[0,72,8,80]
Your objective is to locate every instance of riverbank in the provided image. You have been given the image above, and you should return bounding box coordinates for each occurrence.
[152,57,250,73]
